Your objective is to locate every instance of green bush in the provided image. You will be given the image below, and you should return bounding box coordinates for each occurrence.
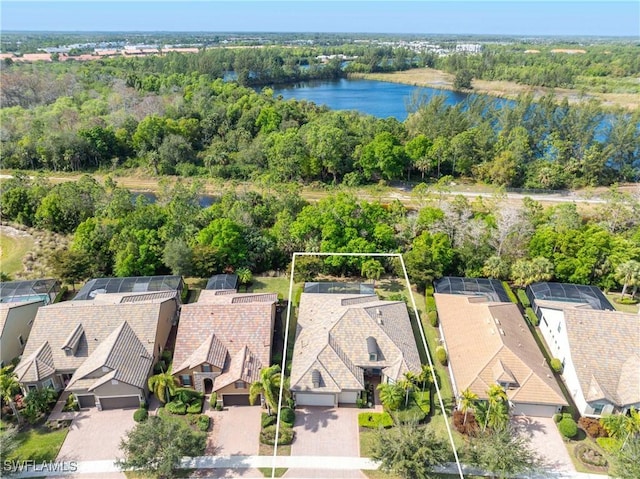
[133,408,148,422]
[166,400,187,415]
[197,414,210,431]
[175,388,203,401]
[435,346,448,365]
[280,407,295,425]
[414,391,431,415]
[393,408,426,424]
[356,398,368,408]
[153,360,167,374]
[187,399,203,414]
[262,413,277,428]
[209,392,217,409]
[358,412,394,428]
[502,281,518,303]
[425,285,436,312]
[428,310,438,327]
[260,424,295,445]
[550,358,563,373]
[558,417,578,438]
[516,289,531,307]
[596,437,620,453]
[161,349,173,363]
[553,413,562,423]
[525,307,539,326]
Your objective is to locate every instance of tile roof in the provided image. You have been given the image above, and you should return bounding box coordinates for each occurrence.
[66,321,153,391]
[14,293,175,383]
[434,293,566,406]
[15,341,55,382]
[172,292,276,392]
[290,293,422,394]
[563,309,640,407]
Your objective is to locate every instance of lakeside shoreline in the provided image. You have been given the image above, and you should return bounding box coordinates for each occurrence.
[348,69,639,111]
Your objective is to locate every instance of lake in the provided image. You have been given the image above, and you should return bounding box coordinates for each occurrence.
[272,78,510,120]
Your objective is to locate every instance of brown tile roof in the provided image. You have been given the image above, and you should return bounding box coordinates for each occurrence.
[290,293,421,393]
[15,341,55,382]
[172,292,276,392]
[434,293,566,406]
[563,309,640,406]
[66,321,153,391]
[14,293,175,383]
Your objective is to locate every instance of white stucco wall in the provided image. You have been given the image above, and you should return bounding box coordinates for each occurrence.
[0,301,43,364]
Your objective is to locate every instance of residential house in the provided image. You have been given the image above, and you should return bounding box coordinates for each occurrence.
[172,290,277,406]
[14,290,179,410]
[73,275,184,301]
[290,290,422,407]
[0,301,44,367]
[434,290,567,417]
[527,282,639,417]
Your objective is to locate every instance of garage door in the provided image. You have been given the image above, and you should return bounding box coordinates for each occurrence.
[99,396,140,410]
[77,394,95,409]
[296,393,335,407]
[223,394,251,406]
[512,403,559,417]
[338,391,358,404]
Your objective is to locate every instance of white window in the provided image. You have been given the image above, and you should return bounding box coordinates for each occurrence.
[234,381,246,389]
[202,364,212,373]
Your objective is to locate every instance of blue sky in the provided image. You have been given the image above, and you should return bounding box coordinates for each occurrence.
[1,1,638,36]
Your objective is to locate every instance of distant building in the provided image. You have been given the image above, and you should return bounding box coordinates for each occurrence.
[456,43,482,54]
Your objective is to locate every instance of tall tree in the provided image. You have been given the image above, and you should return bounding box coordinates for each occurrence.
[0,366,22,424]
[459,388,479,426]
[249,365,283,415]
[118,415,206,479]
[371,425,450,479]
[148,370,179,404]
[377,383,404,411]
[615,260,640,299]
[361,259,385,288]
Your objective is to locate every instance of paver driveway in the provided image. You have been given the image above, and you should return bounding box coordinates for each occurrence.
[511,415,575,473]
[285,406,364,478]
[56,408,136,462]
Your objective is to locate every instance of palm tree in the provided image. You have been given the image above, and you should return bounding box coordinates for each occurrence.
[483,384,509,432]
[361,259,385,288]
[148,370,179,404]
[615,260,640,299]
[377,383,404,411]
[249,365,282,415]
[0,366,22,424]
[601,408,640,450]
[459,388,479,426]
[418,364,435,393]
[236,267,253,292]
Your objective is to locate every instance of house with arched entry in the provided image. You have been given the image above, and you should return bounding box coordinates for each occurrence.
[172,289,277,406]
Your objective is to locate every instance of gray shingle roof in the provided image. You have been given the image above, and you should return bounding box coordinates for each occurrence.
[290,293,422,393]
[564,308,640,406]
[14,293,175,384]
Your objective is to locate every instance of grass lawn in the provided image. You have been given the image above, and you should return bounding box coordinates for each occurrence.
[605,292,639,314]
[248,276,300,302]
[0,232,34,276]
[258,466,288,477]
[7,426,69,462]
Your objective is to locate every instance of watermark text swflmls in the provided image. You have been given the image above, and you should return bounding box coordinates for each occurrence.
[2,460,79,473]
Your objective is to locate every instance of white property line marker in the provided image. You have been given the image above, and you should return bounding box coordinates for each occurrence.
[271,252,465,479]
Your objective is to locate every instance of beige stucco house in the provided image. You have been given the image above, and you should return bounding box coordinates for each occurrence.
[0,300,45,367]
[172,289,277,406]
[14,290,179,410]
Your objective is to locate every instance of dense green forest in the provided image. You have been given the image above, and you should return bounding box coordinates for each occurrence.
[2,174,639,293]
[1,47,639,188]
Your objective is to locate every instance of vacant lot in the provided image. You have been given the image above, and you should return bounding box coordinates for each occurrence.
[0,226,34,276]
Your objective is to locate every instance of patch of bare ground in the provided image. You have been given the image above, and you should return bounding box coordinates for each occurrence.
[353,68,639,111]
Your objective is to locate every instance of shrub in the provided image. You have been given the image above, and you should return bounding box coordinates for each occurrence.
[166,400,187,415]
[428,310,438,327]
[502,281,518,303]
[153,360,166,374]
[215,403,223,411]
[209,392,217,409]
[553,413,563,423]
[286,397,295,409]
[197,414,210,432]
[578,416,608,438]
[358,412,393,429]
[133,408,148,422]
[161,349,173,363]
[550,358,563,373]
[516,289,530,307]
[280,407,295,425]
[425,285,436,312]
[262,413,277,428]
[435,346,448,365]
[526,307,539,326]
[356,398,367,408]
[393,408,426,425]
[175,388,203,401]
[187,400,203,414]
[62,393,79,412]
[558,417,578,438]
[414,391,431,415]
[260,424,295,445]
[596,437,620,453]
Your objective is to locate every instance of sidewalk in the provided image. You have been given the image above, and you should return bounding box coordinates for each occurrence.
[7,456,611,478]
